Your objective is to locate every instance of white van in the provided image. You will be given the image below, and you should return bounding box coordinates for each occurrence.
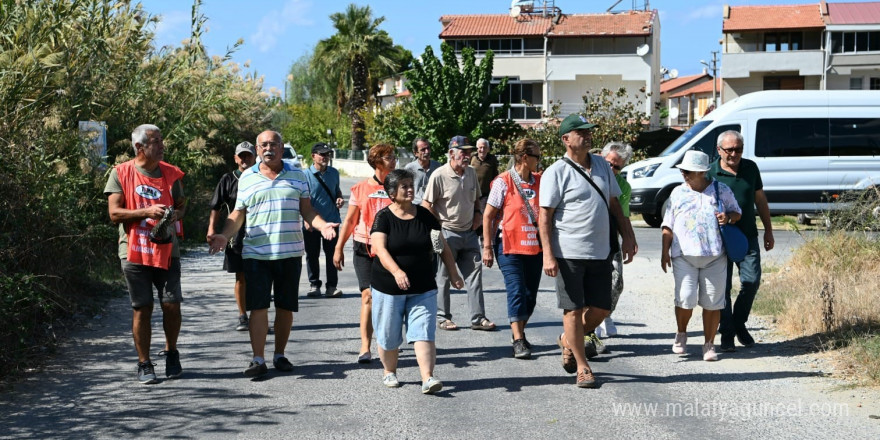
[624,90,880,227]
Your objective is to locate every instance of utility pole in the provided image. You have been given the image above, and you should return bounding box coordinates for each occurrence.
[701,51,719,107]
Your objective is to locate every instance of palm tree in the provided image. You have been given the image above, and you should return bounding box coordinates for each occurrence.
[313,4,402,151]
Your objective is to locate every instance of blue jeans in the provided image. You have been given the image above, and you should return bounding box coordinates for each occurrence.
[720,235,761,336]
[494,238,542,323]
[372,287,438,350]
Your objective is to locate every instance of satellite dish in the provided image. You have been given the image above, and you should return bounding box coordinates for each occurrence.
[669,69,679,79]
[668,107,680,119]
[510,6,521,17]
[636,44,649,56]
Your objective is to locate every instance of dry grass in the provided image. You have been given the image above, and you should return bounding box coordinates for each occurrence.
[756,231,880,384]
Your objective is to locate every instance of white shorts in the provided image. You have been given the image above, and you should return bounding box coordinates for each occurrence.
[672,255,727,310]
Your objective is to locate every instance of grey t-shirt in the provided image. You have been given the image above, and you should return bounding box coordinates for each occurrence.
[539,154,621,260]
[404,159,441,205]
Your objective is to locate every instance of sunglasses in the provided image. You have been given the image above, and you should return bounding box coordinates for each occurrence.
[525,152,541,160]
[719,146,743,154]
[608,163,622,171]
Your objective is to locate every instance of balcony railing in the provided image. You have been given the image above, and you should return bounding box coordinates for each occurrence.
[490,104,543,120]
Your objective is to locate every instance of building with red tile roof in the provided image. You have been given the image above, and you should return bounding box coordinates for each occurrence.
[437,6,661,126]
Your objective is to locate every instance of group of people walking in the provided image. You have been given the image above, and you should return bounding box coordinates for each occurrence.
[105,117,773,392]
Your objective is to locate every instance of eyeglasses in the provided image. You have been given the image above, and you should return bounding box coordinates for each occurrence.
[608,163,622,171]
[382,155,397,161]
[258,142,280,149]
[719,146,743,154]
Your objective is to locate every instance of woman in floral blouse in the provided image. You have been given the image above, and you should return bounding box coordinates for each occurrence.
[660,150,741,362]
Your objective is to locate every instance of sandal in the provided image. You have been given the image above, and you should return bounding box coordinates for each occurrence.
[438,320,459,331]
[471,317,496,331]
[558,333,577,374]
[357,352,371,364]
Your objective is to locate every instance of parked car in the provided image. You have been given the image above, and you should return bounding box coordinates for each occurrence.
[624,90,880,227]
[282,143,303,169]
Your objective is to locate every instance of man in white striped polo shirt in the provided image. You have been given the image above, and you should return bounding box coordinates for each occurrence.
[208,130,339,378]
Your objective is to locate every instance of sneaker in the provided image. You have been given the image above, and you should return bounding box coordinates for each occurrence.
[703,342,718,362]
[421,376,443,394]
[672,332,687,354]
[274,356,293,372]
[357,352,372,364]
[326,287,343,298]
[383,372,400,388]
[594,322,607,339]
[603,317,618,337]
[736,328,755,347]
[160,349,182,378]
[512,339,531,359]
[557,334,577,374]
[576,367,597,388]
[720,335,736,352]
[244,361,268,378]
[510,335,533,350]
[235,314,249,331]
[306,285,321,298]
[583,335,599,359]
[589,333,608,355]
[137,360,159,384]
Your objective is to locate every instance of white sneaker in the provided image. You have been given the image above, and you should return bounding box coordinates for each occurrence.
[603,317,618,337]
[594,321,607,339]
[703,342,718,361]
[383,372,400,388]
[672,332,687,354]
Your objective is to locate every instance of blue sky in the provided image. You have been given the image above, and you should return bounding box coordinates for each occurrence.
[142,0,847,92]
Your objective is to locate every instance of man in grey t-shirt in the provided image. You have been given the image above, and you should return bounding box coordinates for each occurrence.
[538,114,637,388]
[404,137,441,205]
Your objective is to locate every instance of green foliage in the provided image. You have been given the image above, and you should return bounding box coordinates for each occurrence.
[287,50,335,107]
[0,0,272,378]
[281,103,352,159]
[313,4,408,150]
[366,43,520,160]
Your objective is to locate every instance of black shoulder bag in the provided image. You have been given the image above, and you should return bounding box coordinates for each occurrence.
[562,156,620,255]
[312,171,340,214]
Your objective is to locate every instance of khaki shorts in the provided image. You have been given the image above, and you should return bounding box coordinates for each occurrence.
[672,255,727,310]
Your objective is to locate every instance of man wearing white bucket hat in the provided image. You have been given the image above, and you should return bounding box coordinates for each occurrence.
[660,150,742,362]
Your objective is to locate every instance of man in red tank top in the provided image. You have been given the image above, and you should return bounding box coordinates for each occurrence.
[105,124,187,385]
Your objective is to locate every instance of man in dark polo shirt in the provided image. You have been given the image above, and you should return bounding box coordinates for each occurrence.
[471,138,499,214]
[708,130,775,352]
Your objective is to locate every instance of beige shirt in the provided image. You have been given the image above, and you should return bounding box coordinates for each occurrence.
[423,163,481,232]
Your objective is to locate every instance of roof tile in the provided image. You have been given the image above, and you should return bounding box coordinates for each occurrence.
[723,4,825,32]
[439,11,655,39]
[660,74,710,94]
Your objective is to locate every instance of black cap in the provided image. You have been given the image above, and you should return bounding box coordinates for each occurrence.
[312,143,332,154]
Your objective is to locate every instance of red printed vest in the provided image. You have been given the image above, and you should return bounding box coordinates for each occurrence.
[497,172,541,255]
[116,161,184,269]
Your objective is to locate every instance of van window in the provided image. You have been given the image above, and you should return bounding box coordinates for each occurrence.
[755,118,829,157]
[659,121,711,157]
[829,118,880,156]
[691,124,741,160]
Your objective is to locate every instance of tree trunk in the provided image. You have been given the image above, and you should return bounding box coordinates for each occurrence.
[349,55,368,151]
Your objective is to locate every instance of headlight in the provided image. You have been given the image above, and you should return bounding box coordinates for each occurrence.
[630,163,660,179]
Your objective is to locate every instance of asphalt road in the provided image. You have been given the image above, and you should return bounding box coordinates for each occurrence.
[2,177,879,439]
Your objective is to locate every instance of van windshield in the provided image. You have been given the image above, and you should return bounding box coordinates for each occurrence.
[659,121,712,157]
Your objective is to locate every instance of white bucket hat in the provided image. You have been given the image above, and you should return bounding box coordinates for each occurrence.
[676,150,711,172]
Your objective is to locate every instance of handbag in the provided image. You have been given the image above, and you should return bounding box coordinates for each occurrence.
[713,180,748,263]
[562,157,620,254]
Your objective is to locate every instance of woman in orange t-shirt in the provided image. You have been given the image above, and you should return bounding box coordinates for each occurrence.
[334,144,396,364]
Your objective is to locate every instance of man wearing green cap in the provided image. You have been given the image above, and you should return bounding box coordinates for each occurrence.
[538,114,637,388]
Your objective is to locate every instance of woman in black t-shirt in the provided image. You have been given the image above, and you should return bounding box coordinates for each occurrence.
[369,169,463,394]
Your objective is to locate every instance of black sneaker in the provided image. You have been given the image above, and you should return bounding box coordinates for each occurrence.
[511,334,533,350]
[512,339,531,359]
[160,349,183,378]
[736,328,755,347]
[274,356,293,372]
[137,360,159,384]
[325,286,343,298]
[244,361,268,378]
[306,285,321,298]
[584,337,599,359]
[720,335,736,352]
[236,314,249,331]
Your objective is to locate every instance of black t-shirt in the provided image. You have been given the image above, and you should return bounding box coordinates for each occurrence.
[209,170,246,253]
[370,205,441,295]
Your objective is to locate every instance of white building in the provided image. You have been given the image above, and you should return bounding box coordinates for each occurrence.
[721,1,880,103]
[438,5,661,126]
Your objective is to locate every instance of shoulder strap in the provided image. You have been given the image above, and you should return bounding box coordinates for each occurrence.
[562,156,610,211]
[312,170,339,213]
[713,179,725,213]
[508,170,537,226]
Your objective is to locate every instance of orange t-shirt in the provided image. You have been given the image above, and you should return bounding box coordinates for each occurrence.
[350,178,392,250]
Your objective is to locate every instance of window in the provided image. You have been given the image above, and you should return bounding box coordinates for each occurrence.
[829,118,880,156]
[844,33,856,52]
[448,38,535,55]
[850,77,864,90]
[831,31,880,53]
[871,78,880,90]
[763,32,805,51]
[755,119,829,157]
[764,76,805,90]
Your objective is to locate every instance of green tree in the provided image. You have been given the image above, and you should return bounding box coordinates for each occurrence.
[366,43,520,159]
[286,51,334,107]
[312,4,405,151]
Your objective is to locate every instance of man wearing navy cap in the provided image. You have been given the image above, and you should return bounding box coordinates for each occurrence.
[538,114,637,388]
[303,143,344,298]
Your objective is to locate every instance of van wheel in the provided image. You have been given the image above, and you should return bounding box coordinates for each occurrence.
[642,213,662,228]
[796,213,811,225]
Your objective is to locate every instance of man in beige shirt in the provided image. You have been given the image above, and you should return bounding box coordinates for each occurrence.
[422,135,495,331]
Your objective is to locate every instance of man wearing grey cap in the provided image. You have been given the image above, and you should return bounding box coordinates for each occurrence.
[422,135,495,332]
[208,141,256,331]
[539,114,637,388]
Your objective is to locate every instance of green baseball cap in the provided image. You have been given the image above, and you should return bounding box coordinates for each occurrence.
[558,114,596,135]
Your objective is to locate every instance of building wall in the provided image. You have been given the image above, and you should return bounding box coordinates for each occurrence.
[551,36,649,55]
[551,76,647,116]
[491,55,545,81]
[723,73,821,102]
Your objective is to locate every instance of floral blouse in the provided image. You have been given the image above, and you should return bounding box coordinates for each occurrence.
[661,179,741,258]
